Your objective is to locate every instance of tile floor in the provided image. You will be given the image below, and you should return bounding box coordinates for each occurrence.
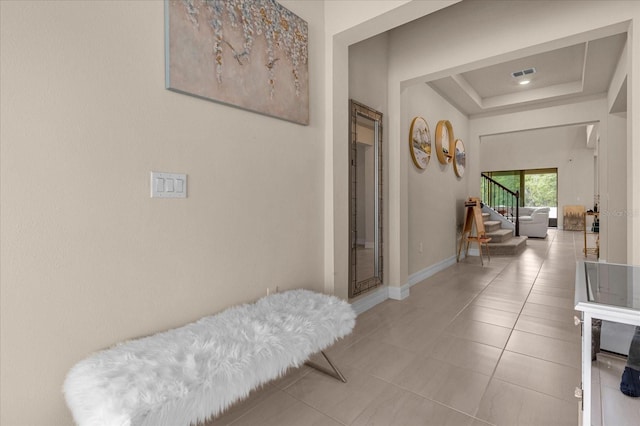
[203,230,639,426]
[592,353,640,426]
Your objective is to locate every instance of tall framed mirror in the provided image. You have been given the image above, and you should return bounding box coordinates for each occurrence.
[349,100,383,298]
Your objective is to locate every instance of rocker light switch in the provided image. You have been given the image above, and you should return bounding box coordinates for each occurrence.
[150,172,187,198]
[155,178,165,193]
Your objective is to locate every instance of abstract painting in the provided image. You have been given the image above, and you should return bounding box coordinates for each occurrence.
[409,116,431,169]
[563,205,586,231]
[165,0,309,125]
[453,138,465,177]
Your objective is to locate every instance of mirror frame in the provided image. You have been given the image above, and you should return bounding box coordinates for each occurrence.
[349,100,383,298]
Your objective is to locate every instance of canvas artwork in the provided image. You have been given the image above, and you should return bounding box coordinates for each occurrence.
[409,116,431,169]
[563,205,586,231]
[453,139,465,177]
[165,0,309,125]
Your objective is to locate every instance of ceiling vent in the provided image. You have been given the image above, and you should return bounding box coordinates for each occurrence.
[511,67,536,78]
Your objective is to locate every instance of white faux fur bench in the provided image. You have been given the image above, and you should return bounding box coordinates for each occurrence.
[63,289,355,426]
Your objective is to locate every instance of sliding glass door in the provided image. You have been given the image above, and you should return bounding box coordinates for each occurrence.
[483,168,558,227]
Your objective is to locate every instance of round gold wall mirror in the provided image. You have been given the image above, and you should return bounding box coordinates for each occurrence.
[434,120,454,165]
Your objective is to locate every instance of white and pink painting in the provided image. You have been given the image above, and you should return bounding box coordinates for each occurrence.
[166,0,309,125]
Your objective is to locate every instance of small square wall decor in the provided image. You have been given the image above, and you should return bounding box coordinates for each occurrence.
[165,0,309,125]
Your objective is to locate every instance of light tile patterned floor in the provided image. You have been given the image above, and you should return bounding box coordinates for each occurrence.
[592,353,640,426]
[203,230,639,425]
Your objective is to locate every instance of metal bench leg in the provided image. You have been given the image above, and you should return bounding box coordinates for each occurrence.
[305,350,347,383]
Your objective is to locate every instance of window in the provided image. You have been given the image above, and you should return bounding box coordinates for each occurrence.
[483,168,558,227]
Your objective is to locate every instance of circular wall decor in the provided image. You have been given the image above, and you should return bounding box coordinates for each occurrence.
[409,116,431,169]
[434,120,454,165]
[453,138,466,178]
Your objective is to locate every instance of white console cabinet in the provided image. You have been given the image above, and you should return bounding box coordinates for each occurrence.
[574,261,640,426]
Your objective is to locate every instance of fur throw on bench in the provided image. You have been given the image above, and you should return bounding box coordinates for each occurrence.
[63,289,356,426]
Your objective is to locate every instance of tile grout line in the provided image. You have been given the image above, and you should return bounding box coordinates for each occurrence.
[471,231,573,414]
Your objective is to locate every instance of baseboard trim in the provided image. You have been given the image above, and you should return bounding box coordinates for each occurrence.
[350,286,388,315]
[388,284,410,300]
[350,255,459,314]
[407,255,458,287]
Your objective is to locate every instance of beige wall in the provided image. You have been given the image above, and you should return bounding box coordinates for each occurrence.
[605,112,628,263]
[480,125,597,230]
[405,84,469,277]
[384,1,640,289]
[470,97,631,262]
[0,1,325,424]
[325,0,458,299]
[3,0,640,423]
[349,33,390,291]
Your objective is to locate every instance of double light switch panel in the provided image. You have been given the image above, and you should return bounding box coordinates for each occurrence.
[151,171,187,198]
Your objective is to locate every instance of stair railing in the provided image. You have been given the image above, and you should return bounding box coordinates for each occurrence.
[481,173,520,237]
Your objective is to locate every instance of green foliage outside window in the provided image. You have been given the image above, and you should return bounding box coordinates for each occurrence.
[484,169,557,208]
[524,173,557,207]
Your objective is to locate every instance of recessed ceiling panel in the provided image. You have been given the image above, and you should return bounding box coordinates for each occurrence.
[461,43,586,98]
[425,31,626,117]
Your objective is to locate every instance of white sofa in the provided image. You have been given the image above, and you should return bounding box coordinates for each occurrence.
[518,207,550,238]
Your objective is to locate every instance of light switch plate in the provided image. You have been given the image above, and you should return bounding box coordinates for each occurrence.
[151,172,187,198]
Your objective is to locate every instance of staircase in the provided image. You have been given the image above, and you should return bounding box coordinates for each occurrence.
[481,173,521,237]
[482,212,527,255]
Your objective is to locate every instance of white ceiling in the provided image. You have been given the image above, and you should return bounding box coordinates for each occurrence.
[427,32,627,117]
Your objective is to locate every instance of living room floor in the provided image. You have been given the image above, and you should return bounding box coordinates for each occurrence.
[204,230,638,426]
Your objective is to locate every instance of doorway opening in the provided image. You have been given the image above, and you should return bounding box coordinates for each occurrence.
[483,168,558,227]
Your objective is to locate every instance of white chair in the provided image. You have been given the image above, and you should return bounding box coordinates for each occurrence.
[519,207,550,238]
